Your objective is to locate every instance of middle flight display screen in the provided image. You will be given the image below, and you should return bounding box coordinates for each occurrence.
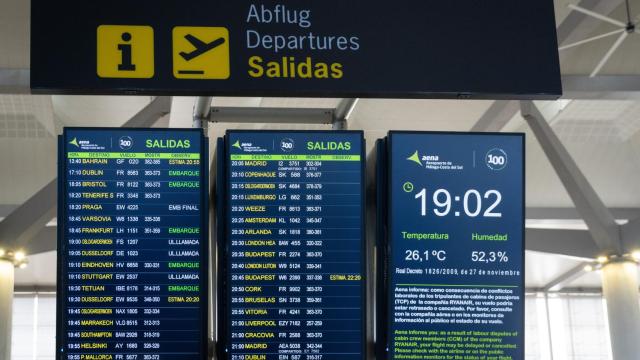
[220,130,366,360]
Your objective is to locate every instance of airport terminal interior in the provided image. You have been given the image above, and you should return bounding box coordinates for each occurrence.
[2,0,640,359]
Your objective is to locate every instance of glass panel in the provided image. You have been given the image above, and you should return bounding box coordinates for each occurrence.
[37,295,57,358]
[11,295,35,359]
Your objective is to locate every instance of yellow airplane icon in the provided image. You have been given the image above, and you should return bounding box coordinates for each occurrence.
[173,26,230,79]
[180,35,226,61]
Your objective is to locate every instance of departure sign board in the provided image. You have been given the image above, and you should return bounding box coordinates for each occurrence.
[57,128,208,360]
[32,0,560,98]
[222,130,366,360]
[380,132,524,360]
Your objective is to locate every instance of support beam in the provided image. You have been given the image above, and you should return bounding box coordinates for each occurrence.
[0,97,171,255]
[193,97,213,131]
[334,98,358,121]
[332,119,347,130]
[0,205,18,218]
[27,227,57,254]
[620,217,640,253]
[543,262,592,292]
[210,107,334,124]
[470,100,520,132]
[0,180,56,254]
[556,0,624,47]
[525,228,600,259]
[332,98,358,130]
[521,101,622,255]
[555,0,628,102]
[209,99,355,128]
[0,68,29,94]
[122,96,172,128]
[562,75,640,99]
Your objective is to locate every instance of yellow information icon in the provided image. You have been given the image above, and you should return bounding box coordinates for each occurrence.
[172,26,230,79]
[97,25,154,79]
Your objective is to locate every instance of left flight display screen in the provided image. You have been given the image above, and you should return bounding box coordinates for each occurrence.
[58,128,208,360]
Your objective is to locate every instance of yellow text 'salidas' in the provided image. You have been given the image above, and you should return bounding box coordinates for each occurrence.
[248,56,343,79]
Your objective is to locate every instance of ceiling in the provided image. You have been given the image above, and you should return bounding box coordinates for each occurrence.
[2,0,640,291]
[560,0,640,75]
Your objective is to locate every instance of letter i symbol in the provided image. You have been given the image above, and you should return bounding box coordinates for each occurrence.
[97,25,154,78]
[118,32,136,71]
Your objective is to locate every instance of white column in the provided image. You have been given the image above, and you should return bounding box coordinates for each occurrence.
[0,259,15,360]
[602,261,640,360]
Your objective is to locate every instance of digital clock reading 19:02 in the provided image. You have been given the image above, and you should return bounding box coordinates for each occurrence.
[383,131,524,360]
[413,188,503,217]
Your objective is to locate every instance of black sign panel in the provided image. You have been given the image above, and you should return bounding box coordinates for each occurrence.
[377,132,524,359]
[57,128,209,360]
[219,130,366,360]
[32,1,561,99]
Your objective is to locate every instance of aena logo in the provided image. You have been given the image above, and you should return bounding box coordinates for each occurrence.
[407,151,438,167]
[486,148,507,170]
[119,136,133,150]
[69,137,79,147]
[280,138,294,152]
[407,151,422,166]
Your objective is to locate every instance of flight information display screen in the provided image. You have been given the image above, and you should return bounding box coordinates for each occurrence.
[385,132,524,360]
[223,130,366,360]
[57,128,208,360]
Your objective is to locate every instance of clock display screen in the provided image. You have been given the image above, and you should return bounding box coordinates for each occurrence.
[385,131,524,360]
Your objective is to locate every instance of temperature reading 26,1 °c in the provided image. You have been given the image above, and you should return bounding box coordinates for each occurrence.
[404,249,447,262]
[413,188,503,218]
